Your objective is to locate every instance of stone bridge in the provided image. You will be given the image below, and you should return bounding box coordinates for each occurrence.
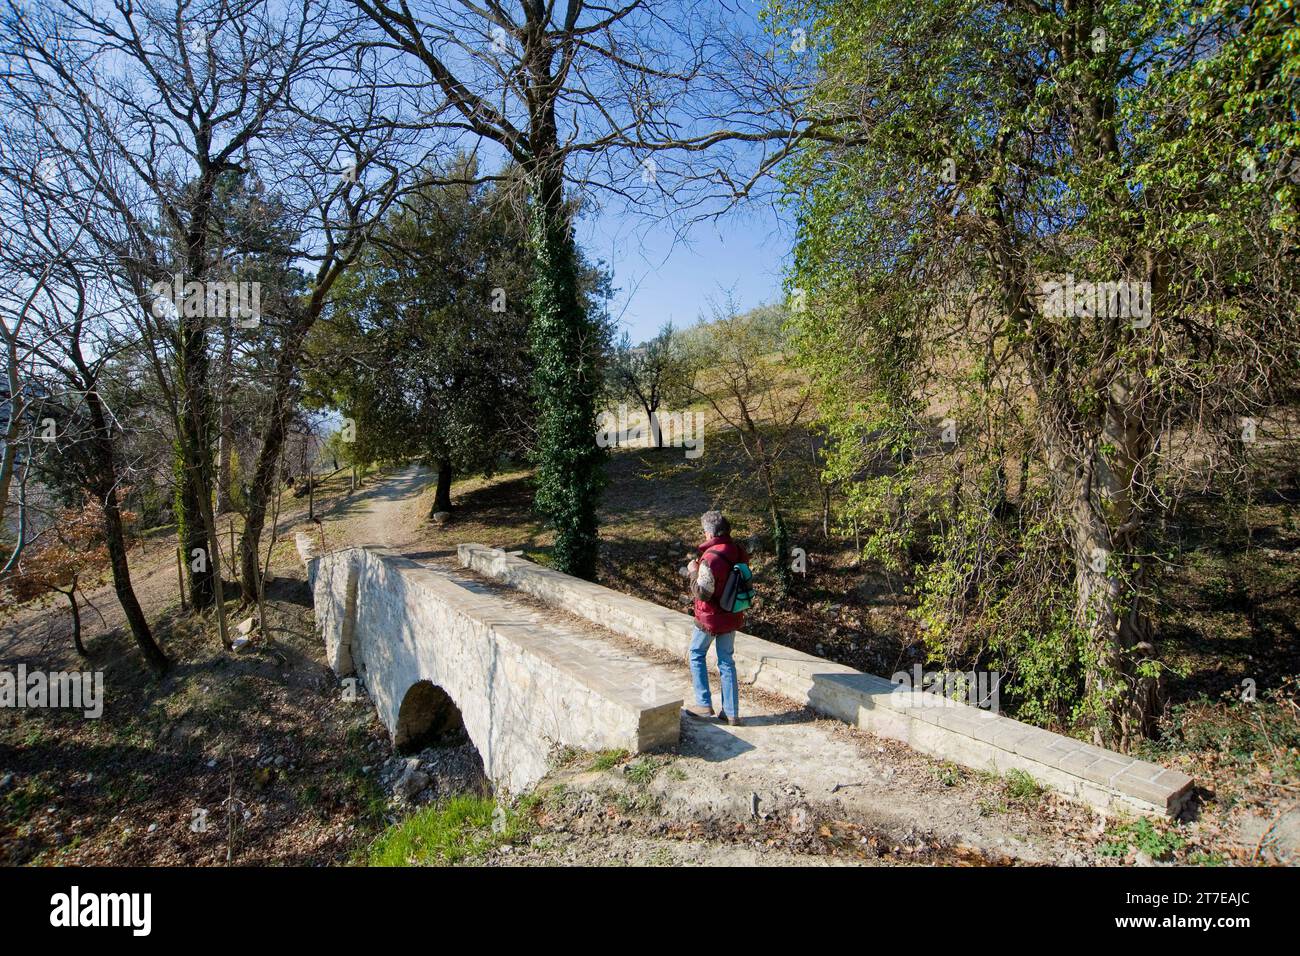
[298,535,1193,815]
[297,538,681,793]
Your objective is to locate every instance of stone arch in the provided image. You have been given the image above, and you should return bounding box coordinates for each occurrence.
[394,680,468,753]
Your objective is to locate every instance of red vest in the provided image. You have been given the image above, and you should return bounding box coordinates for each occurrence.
[693,536,748,635]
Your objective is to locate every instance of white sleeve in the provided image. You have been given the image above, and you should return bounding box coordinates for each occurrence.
[695,559,715,601]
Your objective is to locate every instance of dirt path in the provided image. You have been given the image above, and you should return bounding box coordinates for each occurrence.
[1,459,440,660]
[323,463,437,551]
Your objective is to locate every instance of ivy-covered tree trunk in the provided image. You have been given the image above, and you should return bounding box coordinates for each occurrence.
[525,161,605,579]
[173,179,218,612]
[1046,375,1160,751]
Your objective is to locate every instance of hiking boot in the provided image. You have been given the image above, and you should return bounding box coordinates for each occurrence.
[682,703,715,719]
[719,713,743,727]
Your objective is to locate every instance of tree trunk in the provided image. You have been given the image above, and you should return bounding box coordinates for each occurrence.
[175,304,217,611]
[215,321,234,514]
[86,394,169,672]
[176,446,215,610]
[1051,382,1160,750]
[756,454,793,594]
[644,404,663,448]
[434,459,453,512]
[240,400,288,604]
[769,502,793,595]
[192,458,231,650]
[62,586,86,658]
[524,158,605,579]
[0,333,24,538]
[1069,487,1157,750]
[240,325,307,603]
[215,430,230,514]
[174,171,218,609]
[104,490,168,671]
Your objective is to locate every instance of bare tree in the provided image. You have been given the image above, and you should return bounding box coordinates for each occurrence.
[684,299,809,593]
[2,0,411,652]
[347,0,806,577]
[2,0,352,650]
[234,44,409,605]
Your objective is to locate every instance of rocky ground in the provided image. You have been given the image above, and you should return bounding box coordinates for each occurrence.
[376,736,490,806]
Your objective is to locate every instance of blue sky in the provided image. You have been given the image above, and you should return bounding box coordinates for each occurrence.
[566,1,799,343]
[580,199,794,344]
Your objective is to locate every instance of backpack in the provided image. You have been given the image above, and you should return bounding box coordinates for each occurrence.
[717,556,755,614]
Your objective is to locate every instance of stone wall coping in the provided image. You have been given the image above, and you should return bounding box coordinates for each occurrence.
[457,542,1193,817]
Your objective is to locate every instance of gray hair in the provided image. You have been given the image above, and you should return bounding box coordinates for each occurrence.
[701,510,730,538]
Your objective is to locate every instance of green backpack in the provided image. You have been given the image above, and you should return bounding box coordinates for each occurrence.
[718,558,755,613]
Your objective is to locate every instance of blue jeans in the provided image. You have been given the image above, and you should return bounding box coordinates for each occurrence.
[689,625,738,718]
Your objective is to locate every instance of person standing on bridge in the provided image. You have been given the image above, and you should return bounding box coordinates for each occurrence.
[684,510,750,726]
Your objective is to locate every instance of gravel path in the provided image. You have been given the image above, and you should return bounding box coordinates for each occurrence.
[334,463,437,551]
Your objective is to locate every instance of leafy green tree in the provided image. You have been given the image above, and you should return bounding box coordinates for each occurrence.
[310,160,612,514]
[778,0,1298,745]
[608,322,693,449]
